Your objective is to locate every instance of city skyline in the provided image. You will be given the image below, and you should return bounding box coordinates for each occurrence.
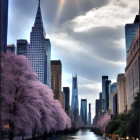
[7,0,139,119]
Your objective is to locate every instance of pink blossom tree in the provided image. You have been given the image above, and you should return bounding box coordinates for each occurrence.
[1,52,71,140]
[94,113,110,131]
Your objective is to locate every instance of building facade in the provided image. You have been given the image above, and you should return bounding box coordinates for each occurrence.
[17,39,29,57]
[95,99,100,122]
[113,93,117,115]
[71,73,79,123]
[105,80,111,110]
[125,27,139,111]
[45,39,51,88]
[109,83,117,114]
[81,99,87,125]
[63,87,70,116]
[27,0,51,86]
[1,0,9,53]
[88,103,91,125]
[6,44,15,53]
[113,74,127,115]
[125,15,139,56]
[102,76,108,111]
[51,60,62,105]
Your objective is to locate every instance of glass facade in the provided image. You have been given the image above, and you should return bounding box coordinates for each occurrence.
[71,74,79,112]
[105,80,111,110]
[81,99,87,125]
[99,92,102,109]
[1,0,9,53]
[125,15,139,56]
[110,82,117,94]
[45,39,51,88]
[63,87,70,116]
[102,76,108,110]
[17,39,29,57]
[27,1,51,86]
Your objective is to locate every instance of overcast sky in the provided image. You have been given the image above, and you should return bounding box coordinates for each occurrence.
[7,0,139,122]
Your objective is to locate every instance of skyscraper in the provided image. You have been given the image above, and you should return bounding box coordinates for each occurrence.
[102,76,108,111]
[88,103,91,125]
[27,0,51,87]
[81,99,87,125]
[17,39,29,57]
[105,80,111,110]
[125,15,139,56]
[95,99,100,122]
[51,60,62,105]
[63,87,70,116]
[1,0,9,53]
[71,73,79,123]
[6,44,15,53]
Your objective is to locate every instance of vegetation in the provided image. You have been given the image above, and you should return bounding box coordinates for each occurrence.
[90,127,103,136]
[105,93,139,138]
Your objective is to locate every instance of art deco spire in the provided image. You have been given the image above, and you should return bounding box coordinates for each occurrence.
[34,0,46,36]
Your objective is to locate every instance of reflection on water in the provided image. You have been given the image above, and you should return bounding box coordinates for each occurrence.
[55,129,104,140]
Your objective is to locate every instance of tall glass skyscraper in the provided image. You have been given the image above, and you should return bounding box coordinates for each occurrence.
[88,103,91,125]
[1,0,9,53]
[102,76,108,111]
[63,87,70,116]
[81,99,87,125]
[71,73,79,123]
[28,0,51,87]
[125,15,139,56]
[105,80,111,110]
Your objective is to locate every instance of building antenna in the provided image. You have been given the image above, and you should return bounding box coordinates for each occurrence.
[38,0,40,7]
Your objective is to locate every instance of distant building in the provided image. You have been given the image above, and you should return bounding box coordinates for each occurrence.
[88,103,91,125]
[71,73,79,123]
[51,60,62,106]
[6,44,15,53]
[81,99,87,125]
[1,0,9,53]
[63,87,70,116]
[68,105,71,118]
[125,27,139,111]
[61,91,65,110]
[125,15,139,56]
[109,83,117,114]
[105,80,111,110]
[102,76,108,111]
[113,74,126,115]
[95,99,100,122]
[17,39,29,57]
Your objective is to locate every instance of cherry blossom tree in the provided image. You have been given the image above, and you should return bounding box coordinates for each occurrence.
[1,52,71,140]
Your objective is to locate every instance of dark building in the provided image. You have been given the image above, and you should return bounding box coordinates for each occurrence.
[105,80,111,110]
[63,87,70,116]
[88,103,91,125]
[95,99,100,122]
[6,44,15,53]
[81,99,87,125]
[99,92,102,109]
[125,15,139,56]
[113,94,117,115]
[17,39,29,57]
[1,0,9,53]
[102,76,108,111]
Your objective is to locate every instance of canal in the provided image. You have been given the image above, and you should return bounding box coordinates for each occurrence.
[54,129,104,140]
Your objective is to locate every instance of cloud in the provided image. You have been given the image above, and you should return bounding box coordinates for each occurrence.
[69,0,139,32]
